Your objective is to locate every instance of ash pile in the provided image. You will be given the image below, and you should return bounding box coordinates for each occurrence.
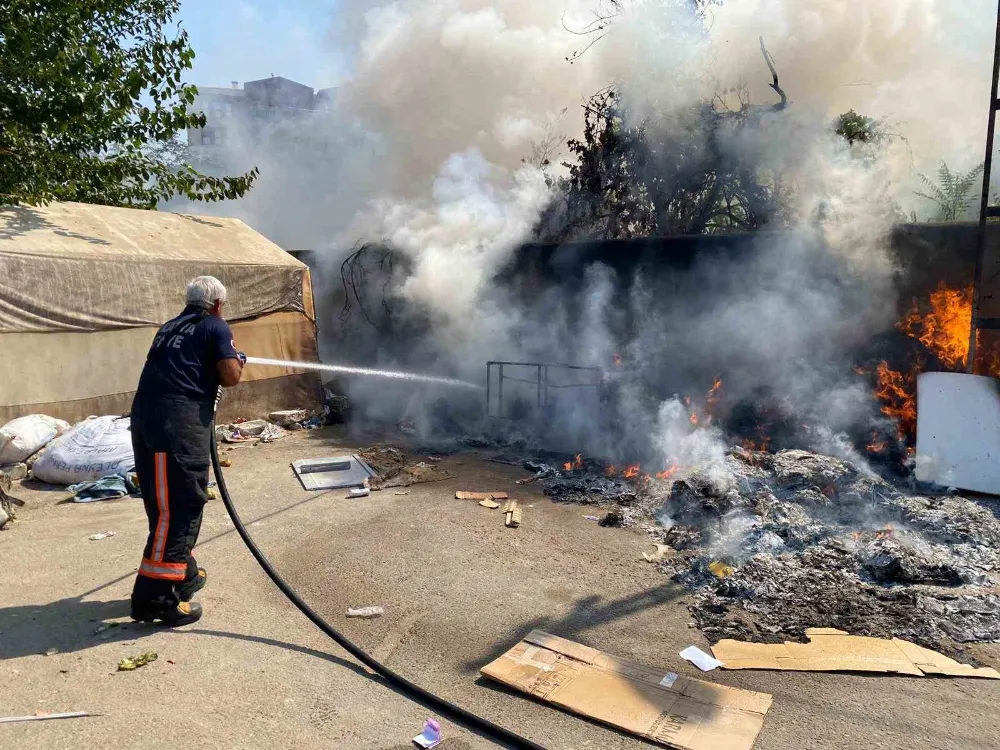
[541,448,1000,658]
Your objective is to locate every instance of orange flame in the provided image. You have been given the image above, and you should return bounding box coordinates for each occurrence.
[563,453,583,471]
[741,437,771,453]
[706,377,723,412]
[689,412,699,426]
[899,283,972,369]
[875,362,917,439]
[867,433,888,453]
[875,524,894,540]
[623,464,640,479]
[655,465,679,480]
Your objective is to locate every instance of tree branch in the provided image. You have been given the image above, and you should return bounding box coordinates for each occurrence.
[759,37,787,110]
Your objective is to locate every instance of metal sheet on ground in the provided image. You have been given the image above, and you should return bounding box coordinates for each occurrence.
[292,455,376,491]
[916,372,1000,495]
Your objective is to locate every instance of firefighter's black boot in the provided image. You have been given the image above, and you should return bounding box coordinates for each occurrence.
[131,600,203,627]
[176,567,207,602]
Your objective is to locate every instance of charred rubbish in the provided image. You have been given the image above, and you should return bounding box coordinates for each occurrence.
[522,444,1000,659]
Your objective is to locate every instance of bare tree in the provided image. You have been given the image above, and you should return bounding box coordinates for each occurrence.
[536,39,794,241]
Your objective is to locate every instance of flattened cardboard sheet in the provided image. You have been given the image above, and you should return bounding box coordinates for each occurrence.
[480,630,772,750]
[711,628,1000,679]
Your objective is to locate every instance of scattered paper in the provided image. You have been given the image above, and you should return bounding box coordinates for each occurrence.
[658,672,679,688]
[711,628,1000,679]
[643,543,672,563]
[88,531,116,541]
[680,645,724,672]
[479,499,500,509]
[394,491,411,496]
[348,487,370,498]
[481,630,771,750]
[583,515,600,522]
[412,718,442,748]
[346,606,384,619]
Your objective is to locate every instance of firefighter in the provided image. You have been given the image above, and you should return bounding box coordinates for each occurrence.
[129,276,246,626]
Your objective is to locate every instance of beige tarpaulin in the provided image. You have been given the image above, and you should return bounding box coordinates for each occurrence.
[0,202,320,423]
[0,202,309,333]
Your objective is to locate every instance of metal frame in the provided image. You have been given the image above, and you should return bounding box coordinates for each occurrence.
[485,361,603,418]
[969,0,1000,365]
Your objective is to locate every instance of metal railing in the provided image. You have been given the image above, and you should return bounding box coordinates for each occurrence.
[485,361,603,418]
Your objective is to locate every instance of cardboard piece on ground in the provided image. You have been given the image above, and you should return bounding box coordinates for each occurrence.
[479,499,501,509]
[711,628,1000,679]
[891,638,1000,679]
[456,491,509,501]
[505,505,522,528]
[480,630,772,750]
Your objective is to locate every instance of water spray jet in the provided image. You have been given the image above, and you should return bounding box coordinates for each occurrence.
[243,356,483,390]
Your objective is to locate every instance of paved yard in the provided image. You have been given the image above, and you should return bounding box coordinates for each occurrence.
[3,427,1000,749]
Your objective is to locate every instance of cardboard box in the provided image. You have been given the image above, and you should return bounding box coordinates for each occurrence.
[481,630,772,750]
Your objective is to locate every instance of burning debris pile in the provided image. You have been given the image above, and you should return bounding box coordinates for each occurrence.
[871,282,1000,447]
[529,446,1000,658]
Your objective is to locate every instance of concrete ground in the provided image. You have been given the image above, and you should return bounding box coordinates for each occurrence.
[3,426,1000,750]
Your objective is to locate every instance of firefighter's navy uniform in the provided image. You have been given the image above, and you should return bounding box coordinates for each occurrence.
[129,304,240,624]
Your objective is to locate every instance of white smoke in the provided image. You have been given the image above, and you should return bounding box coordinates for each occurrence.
[178,0,996,458]
[362,149,551,357]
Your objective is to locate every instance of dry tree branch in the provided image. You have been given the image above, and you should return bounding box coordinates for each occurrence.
[759,37,787,110]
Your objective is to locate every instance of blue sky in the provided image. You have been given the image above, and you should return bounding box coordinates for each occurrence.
[178,0,346,89]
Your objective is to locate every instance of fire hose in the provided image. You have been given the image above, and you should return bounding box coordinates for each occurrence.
[209,426,546,750]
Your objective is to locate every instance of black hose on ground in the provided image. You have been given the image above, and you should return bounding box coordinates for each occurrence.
[209,430,547,750]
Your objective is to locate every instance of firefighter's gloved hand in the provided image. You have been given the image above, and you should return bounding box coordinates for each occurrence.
[237,351,247,366]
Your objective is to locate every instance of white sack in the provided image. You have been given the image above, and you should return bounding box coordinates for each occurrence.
[0,414,71,464]
[32,416,134,485]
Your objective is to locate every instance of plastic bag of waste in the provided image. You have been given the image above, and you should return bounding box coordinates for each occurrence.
[0,414,71,464]
[32,416,134,485]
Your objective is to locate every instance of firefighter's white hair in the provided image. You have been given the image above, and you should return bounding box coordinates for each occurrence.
[185,276,227,310]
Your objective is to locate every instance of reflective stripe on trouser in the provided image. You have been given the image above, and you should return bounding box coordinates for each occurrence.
[151,452,170,562]
[139,558,188,580]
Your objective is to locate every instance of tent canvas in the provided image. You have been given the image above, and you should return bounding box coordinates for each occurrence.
[0,202,321,423]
